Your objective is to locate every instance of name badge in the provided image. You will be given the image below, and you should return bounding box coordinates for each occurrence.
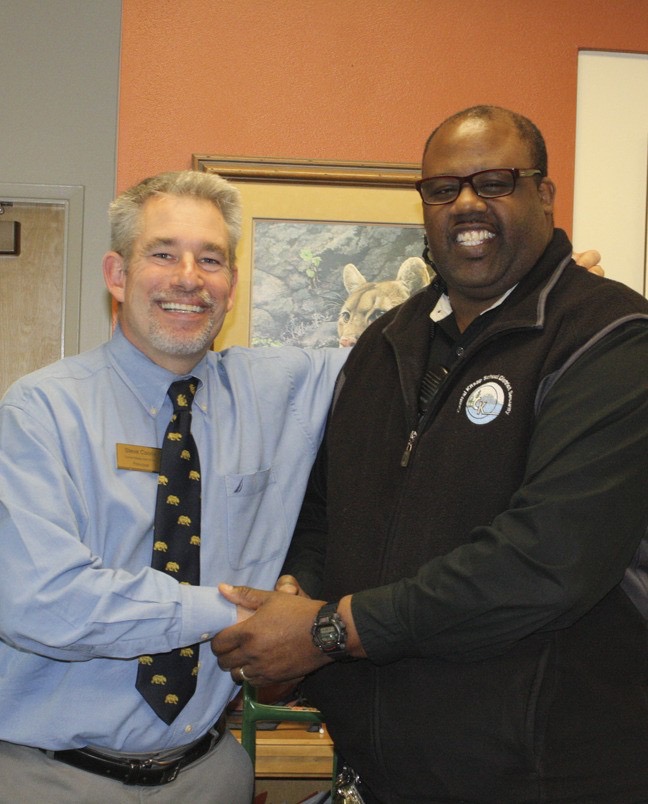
[116,443,161,473]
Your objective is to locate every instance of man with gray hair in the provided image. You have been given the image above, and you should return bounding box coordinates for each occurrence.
[0,170,345,801]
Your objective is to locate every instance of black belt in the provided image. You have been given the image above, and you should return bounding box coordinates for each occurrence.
[40,713,227,786]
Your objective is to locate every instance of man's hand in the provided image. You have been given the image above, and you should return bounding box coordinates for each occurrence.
[573,250,604,276]
[275,574,310,597]
[211,584,330,686]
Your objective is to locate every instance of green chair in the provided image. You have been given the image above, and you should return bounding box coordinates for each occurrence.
[240,682,337,792]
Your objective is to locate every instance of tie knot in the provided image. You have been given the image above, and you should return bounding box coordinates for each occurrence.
[167,378,198,413]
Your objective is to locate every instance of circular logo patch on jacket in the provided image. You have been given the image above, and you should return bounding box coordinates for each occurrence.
[459,375,512,425]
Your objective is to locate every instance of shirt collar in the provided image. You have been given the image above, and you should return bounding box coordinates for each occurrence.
[429,284,518,323]
[106,325,209,418]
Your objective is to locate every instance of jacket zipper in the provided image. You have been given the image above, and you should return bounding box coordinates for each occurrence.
[400,363,450,467]
[401,426,420,467]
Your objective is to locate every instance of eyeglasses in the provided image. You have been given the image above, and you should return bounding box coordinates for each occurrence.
[416,168,542,205]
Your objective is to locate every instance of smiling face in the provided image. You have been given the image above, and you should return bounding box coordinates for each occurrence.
[103,194,237,374]
[421,115,555,328]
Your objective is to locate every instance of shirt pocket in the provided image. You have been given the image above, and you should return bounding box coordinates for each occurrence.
[225,468,288,569]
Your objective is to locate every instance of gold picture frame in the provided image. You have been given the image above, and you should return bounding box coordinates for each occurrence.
[192,155,424,349]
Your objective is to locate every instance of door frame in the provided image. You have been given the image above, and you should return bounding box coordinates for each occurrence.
[0,183,84,357]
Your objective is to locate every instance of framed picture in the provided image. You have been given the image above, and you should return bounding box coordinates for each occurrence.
[192,156,427,349]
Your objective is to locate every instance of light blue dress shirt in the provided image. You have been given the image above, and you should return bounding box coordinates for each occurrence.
[0,327,346,752]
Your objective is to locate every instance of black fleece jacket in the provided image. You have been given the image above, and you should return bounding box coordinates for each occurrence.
[287,230,648,803]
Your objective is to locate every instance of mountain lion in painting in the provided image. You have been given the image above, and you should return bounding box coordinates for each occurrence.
[337,257,431,347]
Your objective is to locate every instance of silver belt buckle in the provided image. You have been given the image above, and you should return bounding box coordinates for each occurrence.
[333,765,366,804]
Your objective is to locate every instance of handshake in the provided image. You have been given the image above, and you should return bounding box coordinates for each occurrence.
[211,576,362,687]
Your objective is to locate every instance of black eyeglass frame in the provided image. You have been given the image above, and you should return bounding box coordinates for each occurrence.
[416,168,543,205]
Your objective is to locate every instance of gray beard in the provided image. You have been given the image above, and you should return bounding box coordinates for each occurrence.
[147,317,217,358]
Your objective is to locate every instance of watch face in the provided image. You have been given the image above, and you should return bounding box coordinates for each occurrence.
[312,604,349,658]
[318,624,339,647]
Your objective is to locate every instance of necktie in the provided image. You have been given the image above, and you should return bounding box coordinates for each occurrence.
[136,378,201,724]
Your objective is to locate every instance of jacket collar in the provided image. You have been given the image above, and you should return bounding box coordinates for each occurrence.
[385,228,573,349]
[381,229,573,409]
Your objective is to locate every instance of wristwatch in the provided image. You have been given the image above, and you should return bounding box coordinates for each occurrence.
[311,602,353,661]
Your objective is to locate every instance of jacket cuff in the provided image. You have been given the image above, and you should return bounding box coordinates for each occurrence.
[351,584,418,664]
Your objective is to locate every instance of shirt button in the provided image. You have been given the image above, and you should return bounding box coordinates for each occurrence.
[184,724,193,734]
[200,633,210,640]
[455,347,465,358]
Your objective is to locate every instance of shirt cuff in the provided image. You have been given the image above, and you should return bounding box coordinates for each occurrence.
[178,584,237,645]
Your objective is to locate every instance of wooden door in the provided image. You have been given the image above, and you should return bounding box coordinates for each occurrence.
[0,201,66,396]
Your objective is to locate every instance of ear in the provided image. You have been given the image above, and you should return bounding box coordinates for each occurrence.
[538,177,556,213]
[342,263,367,293]
[103,251,126,304]
[396,257,431,294]
[226,264,238,312]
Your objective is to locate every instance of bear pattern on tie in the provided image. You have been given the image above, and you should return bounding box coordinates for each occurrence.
[136,378,202,724]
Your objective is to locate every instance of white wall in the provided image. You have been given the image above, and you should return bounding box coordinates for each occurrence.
[0,0,121,351]
[573,51,648,296]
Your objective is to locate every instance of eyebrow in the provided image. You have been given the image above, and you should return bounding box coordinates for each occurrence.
[144,237,228,256]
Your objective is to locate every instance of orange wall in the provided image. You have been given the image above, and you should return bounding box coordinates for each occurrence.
[118,0,648,231]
